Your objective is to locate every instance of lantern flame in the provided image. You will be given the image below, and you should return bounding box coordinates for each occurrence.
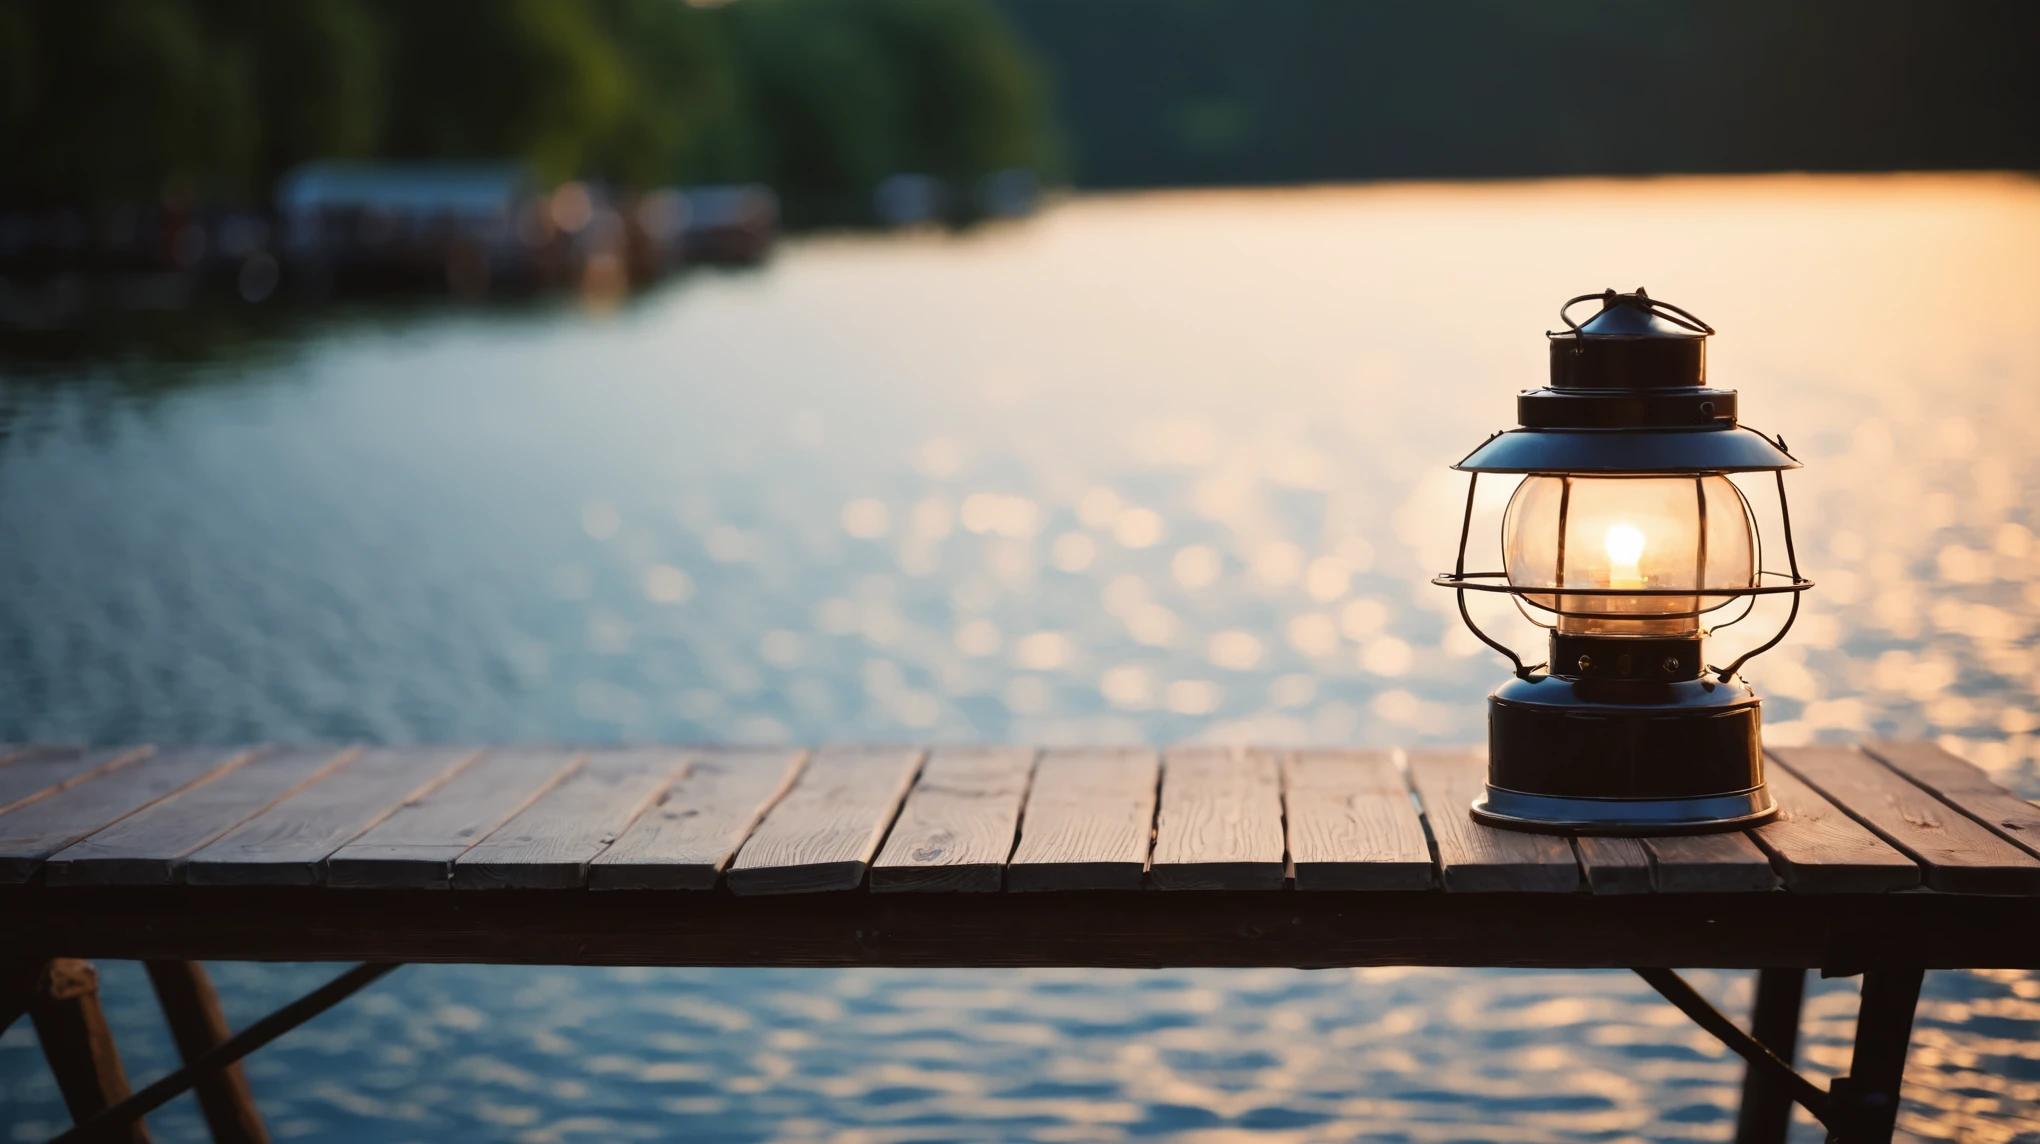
[1605,523,1646,589]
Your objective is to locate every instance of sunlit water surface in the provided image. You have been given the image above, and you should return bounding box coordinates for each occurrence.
[4,175,2038,1142]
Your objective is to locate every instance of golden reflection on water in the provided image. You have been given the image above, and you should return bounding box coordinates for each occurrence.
[683,171,2040,788]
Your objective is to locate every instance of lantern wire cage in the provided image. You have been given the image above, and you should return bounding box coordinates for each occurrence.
[1431,457,1813,684]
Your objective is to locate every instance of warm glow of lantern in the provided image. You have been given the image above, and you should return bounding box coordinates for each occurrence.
[1604,523,1647,589]
[1502,474,1756,635]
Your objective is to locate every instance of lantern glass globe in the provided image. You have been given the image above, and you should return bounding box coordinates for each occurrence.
[1502,474,1756,636]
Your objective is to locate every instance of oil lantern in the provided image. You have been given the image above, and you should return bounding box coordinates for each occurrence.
[1433,289,1812,834]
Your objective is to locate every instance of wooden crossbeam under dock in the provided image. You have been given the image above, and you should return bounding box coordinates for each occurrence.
[5,741,2040,968]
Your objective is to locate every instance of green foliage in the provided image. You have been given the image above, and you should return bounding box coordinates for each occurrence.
[0,0,1057,209]
[4,1,246,203]
[584,0,743,188]
[994,0,2040,187]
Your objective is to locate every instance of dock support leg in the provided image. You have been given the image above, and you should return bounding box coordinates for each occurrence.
[1826,967,1924,1144]
[3,958,41,1034]
[28,959,150,1143]
[146,961,271,1144]
[1735,968,1806,1144]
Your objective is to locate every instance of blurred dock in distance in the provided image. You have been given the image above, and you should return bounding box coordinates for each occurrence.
[0,167,788,317]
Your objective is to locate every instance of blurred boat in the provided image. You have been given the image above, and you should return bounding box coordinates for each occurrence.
[872,169,1041,228]
[874,174,947,228]
[677,185,779,265]
[277,163,543,297]
[979,168,1041,219]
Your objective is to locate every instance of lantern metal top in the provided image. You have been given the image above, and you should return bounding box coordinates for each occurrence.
[1454,426,1799,473]
[1456,287,1800,474]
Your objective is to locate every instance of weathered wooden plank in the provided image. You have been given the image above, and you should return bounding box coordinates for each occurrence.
[1283,749,1433,891]
[1006,747,1160,892]
[44,747,357,886]
[1746,765,1921,893]
[453,748,682,889]
[1576,836,1653,894]
[0,748,254,883]
[725,747,924,895]
[591,748,809,891]
[1406,748,1580,893]
[1865,740,2040,860]
[870,747,1033,893]
[1772,745,2040,894]
[1647,832,1779,892]
[1150,747,1286,891]
[330,747,579,889]
[184,748,473,886]
[0,746,153,816]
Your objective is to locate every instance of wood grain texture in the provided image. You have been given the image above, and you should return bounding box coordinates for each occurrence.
[453,748,683,889]
[1746,765,1921,893]
[1865,740,2040,860]
[1006,747,1160,892]
[0,748,254,883]
[725,747,924,895]
[1283,749,1433,891]
[330,748,580,889]
[1576,836,1653,894]
[45,748,356,886]
[1772,745,2040,894]
[1407,748,1580,893]
[184,748,472,886]
[1646,832,1779,892]
[1150,747,1286,890]
[0,746,153,816]
[591,748,808,890]
[871,747,1033,893]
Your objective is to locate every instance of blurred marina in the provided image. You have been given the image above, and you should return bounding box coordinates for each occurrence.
[0,163,1045,316]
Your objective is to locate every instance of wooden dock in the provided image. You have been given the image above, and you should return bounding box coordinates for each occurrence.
[5,740,2039,1144]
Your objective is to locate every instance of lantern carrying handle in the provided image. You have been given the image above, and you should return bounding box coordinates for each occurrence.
[1555,288,1715,336]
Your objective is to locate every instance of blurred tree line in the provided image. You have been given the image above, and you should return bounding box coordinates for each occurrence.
[0,0,1057,220]
[5,0,2033,218]
[999,0,2040,187]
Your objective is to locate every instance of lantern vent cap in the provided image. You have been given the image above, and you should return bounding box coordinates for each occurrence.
[1544,287,1711,391]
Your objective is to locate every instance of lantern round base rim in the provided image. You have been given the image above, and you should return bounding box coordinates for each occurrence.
[1469,786,1778,837]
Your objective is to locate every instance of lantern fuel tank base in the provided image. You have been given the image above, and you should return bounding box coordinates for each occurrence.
[1471,786,1777,836]
[1477,671,1777,836]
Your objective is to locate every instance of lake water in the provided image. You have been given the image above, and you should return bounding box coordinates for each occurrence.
[4,175,2038,1142]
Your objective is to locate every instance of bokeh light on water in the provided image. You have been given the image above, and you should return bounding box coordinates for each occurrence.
[3,174,2038,1141]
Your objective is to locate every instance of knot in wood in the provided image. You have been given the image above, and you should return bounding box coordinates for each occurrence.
[40,957,99,1000]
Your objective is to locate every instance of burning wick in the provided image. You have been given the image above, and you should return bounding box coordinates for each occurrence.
[1604,523,1647,589]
